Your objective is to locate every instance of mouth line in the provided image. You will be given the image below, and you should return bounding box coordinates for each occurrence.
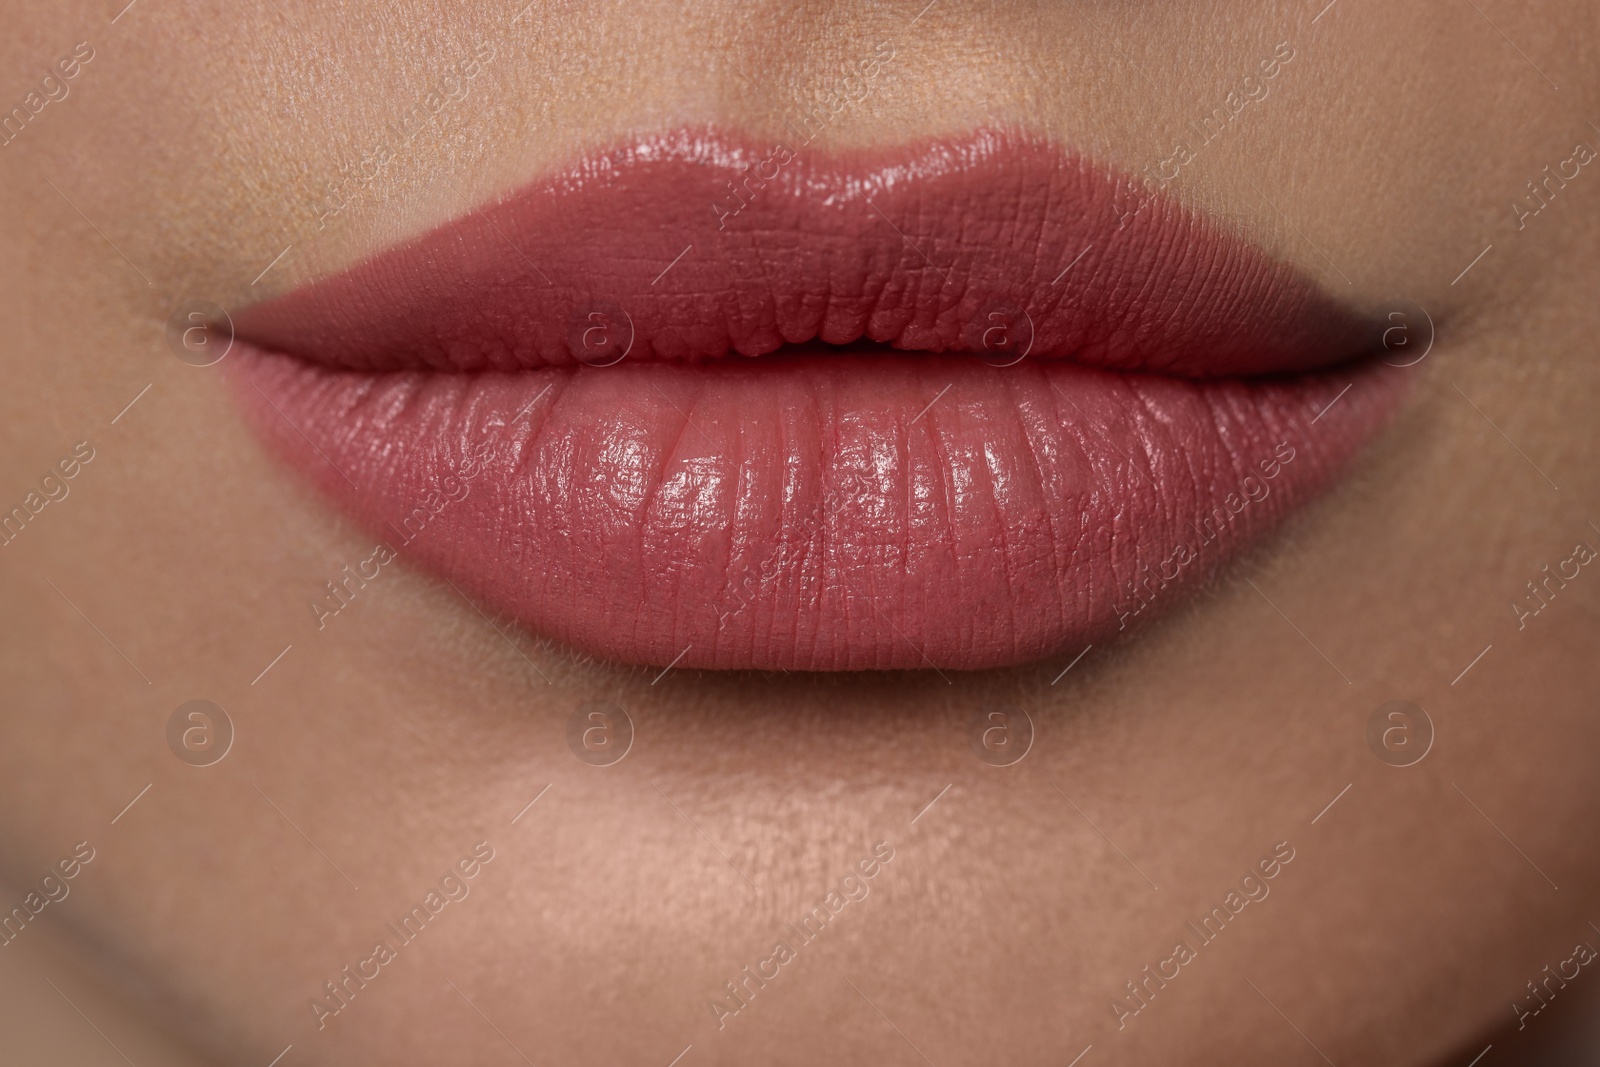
[256,334,1383,375]
[228,126,1407,673]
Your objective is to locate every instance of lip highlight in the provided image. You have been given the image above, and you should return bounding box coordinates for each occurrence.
[231,127,1405,672]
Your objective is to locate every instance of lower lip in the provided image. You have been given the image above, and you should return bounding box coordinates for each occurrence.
[233,346,1402,672]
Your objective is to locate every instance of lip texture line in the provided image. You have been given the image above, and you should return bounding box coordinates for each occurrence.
[230,128,1405,672]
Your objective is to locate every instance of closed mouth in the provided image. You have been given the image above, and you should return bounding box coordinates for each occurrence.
[228,127,1406,672]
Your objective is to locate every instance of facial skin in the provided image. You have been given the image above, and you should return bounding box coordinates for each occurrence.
[1,1,1598,1064]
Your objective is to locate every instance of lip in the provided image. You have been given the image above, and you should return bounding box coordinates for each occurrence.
[230,127,1404,672]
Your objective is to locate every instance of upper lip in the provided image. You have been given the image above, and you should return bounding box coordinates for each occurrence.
[233,126,1378,379]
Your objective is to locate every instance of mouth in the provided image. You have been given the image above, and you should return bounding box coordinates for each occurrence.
[229,127,1406,673]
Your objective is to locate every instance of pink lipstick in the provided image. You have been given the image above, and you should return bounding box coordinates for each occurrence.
[230,128,1404,671]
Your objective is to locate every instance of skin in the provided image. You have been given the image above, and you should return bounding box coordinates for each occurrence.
[1,0,1598,1063]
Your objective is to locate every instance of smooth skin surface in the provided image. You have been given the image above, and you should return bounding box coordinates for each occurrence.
[1,1,1598,1064]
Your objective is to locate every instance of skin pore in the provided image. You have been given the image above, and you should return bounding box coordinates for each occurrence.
[1,1,1598,1063]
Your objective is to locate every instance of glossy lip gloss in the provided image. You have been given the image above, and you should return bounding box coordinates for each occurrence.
[228,127,1406,672]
